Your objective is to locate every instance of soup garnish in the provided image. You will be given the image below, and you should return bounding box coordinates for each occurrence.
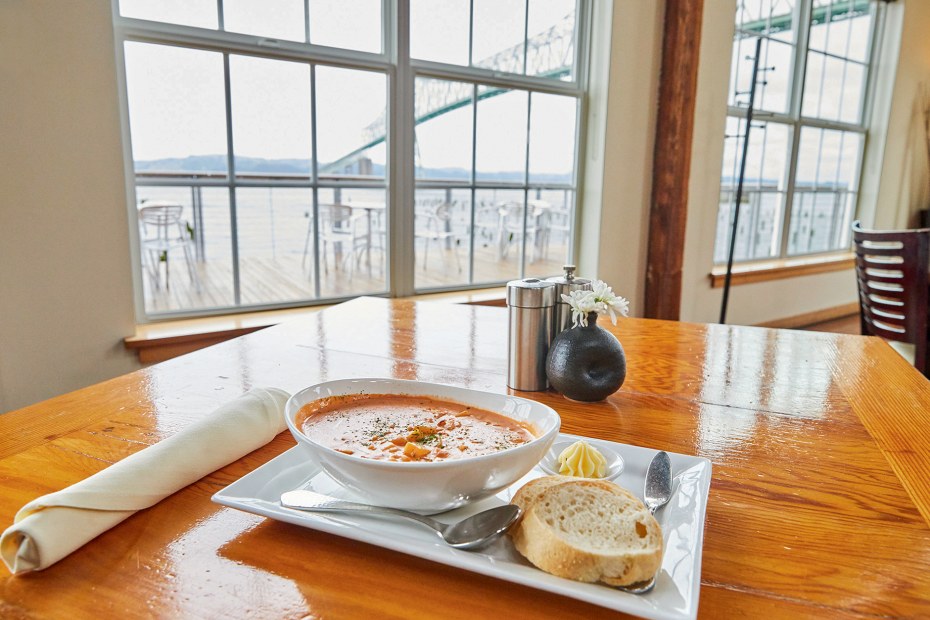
[297,393,537,462]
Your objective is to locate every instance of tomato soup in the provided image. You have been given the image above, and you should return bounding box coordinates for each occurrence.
[297,393,537,462]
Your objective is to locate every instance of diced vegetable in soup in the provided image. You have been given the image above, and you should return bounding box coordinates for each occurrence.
[297,394,537,462]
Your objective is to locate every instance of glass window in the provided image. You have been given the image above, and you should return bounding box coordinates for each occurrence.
[414,78,474,180]
[116,1,585,318]
[410,0,470,66]
[124,43,228,175]
[315,67,387,180]
[472,0,527,72]
[120,0,384,52]
[475,87,529,182]
[528,92,577,183]
[527,0,577,81]
[119,0,218,29]
[715,0,877,264]
[229,55,313,172]
[223,0,306,42]
[411,0,580,82]
[309,0,382,53]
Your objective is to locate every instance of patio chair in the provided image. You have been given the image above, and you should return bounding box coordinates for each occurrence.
[138,202,201,292]
[497,201,552,263]
[852,220,930,377]
[415,201,461,271]
[319,204,368,276]
[474,200,501,248]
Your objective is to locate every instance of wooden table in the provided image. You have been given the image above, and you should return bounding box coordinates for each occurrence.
[2,297,930,618]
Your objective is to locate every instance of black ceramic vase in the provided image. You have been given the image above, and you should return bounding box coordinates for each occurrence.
[546,312,626,402]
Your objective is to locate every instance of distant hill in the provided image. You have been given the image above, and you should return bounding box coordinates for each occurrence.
[135,155,311,174]
[134,155,572,184]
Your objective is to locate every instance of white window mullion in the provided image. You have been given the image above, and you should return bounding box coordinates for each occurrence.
[309,64,322,298]
[221,52,242,305]
[778,0,814,258]
[389,0,416,297]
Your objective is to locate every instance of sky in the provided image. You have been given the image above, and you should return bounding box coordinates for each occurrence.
[121,0,578,178]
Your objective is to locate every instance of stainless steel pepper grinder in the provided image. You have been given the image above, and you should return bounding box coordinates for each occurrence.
[506,278,556,391]
[547,265,592,337]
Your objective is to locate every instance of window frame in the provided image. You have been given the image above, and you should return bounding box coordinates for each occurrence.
[112,0,590,321]
[718,0,885,265]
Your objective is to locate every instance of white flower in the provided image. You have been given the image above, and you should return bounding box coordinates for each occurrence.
[562,280,630,327]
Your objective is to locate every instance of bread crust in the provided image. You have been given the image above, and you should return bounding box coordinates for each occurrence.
[509,476,663,586]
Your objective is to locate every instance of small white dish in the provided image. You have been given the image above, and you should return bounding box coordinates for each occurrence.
[284,378,560,513]
[537,438,625,481]
[212,432,712,620]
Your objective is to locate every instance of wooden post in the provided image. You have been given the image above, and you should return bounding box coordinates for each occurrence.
[643,0,704,320]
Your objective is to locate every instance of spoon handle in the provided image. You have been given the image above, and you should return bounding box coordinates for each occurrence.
[280,490,441,530]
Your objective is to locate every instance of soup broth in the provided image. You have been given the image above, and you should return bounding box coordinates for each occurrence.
[298,393,537,462]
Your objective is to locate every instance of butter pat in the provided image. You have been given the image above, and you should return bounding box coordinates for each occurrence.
[557,440,607,478]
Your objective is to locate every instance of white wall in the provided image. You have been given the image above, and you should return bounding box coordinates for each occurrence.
[0,0,140,412]
[579,0,664,317]
[869,0,930,230]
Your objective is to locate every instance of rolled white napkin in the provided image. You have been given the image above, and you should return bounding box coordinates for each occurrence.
[1,387,290,574]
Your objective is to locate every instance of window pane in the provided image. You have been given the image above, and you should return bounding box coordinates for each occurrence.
[475,87,528,182]
[802,53,865,123]
[315,188,388,297]
[809,0,873,61]
[414,78,473,181]
[223,0,306,42]
[315,67,387,180]
[845,7,873,63]
[136,186,234,314]
[526,0,577,81]
[728,36,793,114]
[414,189,471,289]
[789,127,861,255]
[735,0,797,42]
[235,187,316,304]
[795,127,862,189]
[410,0,469,65]
[124,43,228,175]
[714,119,790,262]
[472,0,526,72]
[787,191,855,254]
[229,56,312,178]
[119,0,217,28]
[309,0,382,53]
[529,93,576,184]
[715,190,786,262]
[473,189,524,283]
[524,189,574,278]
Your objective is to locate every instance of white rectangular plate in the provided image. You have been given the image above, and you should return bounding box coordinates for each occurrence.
[212,434,712,620]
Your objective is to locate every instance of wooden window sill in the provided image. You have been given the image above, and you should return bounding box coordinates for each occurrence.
[708,253,854,288]
[124,288,506,363]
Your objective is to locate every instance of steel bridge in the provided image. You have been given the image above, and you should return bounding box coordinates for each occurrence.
[321,11,575,175]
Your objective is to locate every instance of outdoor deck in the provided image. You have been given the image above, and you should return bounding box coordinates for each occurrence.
[141,241,567,314]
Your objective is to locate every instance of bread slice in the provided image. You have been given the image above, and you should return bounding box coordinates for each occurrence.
[512,474,640,514]
[509,477,663,586]
[511,475,575,510]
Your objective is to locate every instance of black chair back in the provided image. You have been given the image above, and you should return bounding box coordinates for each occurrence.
[852,220,930,376]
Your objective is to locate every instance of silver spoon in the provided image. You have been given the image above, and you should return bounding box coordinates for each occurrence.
[616,451,672,595]
[644,450,672,516]
[280,489,521,550]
